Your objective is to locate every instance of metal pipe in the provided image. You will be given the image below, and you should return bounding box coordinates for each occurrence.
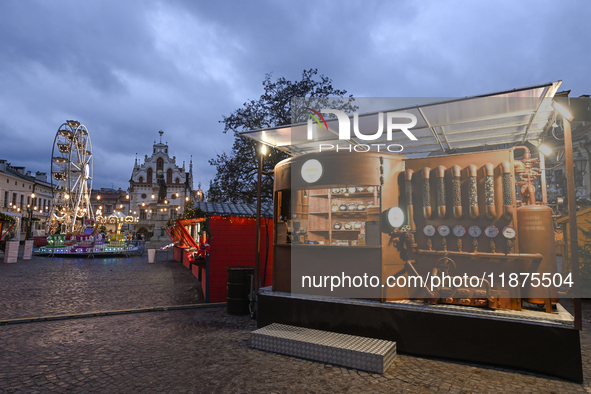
[451,165,462,219]
[540,153,548,204]
[436,165,447,218]
[467,164,479,219]
[563,116,582,331]
[512,145,531,161]
[500,161,513,219]
[405,169,416,231]
[415,248,543,261]
[422,167,432,219]
[484,163,497,219]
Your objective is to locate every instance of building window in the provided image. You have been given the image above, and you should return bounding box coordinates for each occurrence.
[141,193,147,199]
[139,176,144,183]
[4,191,8,207]
[175,178,180,183]
[140,209,146,220]
[12,193,17,205]
[167,169,172,184]
[147,168,153,184]
[157,158,164,171]
[20,195,24,209]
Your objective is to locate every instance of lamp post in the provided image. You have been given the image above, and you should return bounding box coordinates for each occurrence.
[554,100,582,330]
[254,144,265,295]
[25,187,36,240]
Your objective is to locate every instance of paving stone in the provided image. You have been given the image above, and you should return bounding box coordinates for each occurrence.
[0,253,590,392]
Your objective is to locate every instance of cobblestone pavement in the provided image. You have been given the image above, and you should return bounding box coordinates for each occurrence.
[0,247,201,320]
[0,252,590,393]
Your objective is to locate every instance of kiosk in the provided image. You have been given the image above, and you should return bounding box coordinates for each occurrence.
[243,81,584,381]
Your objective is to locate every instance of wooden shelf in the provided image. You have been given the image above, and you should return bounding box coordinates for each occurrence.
[330,192,376,198]
[331,211,369,217]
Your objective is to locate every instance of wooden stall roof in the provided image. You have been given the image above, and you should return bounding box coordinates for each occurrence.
[194,202,273,218]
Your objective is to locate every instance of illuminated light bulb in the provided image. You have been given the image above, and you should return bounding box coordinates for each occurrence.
[97,195,101,200]
[539,144,552,156]
[126,195,129,199]
[31,193,35,198]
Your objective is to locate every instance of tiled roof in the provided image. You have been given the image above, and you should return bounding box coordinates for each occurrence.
[195,202,273,218]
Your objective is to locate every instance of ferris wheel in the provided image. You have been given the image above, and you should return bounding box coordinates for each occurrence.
[50,120,93,234]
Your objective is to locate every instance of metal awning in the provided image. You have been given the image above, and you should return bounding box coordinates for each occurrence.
[241,81,562,156]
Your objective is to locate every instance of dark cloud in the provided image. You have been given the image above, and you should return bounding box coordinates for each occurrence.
[1,0,590,191]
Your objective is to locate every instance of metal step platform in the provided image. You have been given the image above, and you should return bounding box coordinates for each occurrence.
[250,323,397,373]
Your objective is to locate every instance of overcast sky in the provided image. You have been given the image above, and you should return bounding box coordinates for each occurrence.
[1,1,589,191]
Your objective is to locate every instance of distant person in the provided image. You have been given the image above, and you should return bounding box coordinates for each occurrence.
[141,233,145,241]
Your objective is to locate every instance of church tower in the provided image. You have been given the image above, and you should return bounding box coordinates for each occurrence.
[128,131,193,240]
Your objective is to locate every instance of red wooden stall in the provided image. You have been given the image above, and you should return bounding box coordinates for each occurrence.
[168,202,273,303]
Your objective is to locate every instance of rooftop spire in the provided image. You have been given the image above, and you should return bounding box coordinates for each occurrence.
[159,130,164,143]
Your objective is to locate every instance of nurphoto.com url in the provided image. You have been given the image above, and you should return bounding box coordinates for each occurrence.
[301,272,573,292]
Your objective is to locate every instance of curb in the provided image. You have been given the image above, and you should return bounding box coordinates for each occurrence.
[0,303,227,326]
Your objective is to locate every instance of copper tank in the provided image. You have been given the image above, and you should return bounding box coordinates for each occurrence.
[517,205,559,304]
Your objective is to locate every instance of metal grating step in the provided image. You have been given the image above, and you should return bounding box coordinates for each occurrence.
[250,323,396,373]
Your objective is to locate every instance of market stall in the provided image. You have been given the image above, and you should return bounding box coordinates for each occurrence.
[242,81,584,382]
[167,202,273,303]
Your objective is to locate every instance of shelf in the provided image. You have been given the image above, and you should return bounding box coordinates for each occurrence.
[331,211,369,217]
[330,192,376,198]
[309,194,329,198]
[309,212,329,216]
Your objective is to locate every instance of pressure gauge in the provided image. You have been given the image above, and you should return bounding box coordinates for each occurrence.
[484,225,499,238]
[453,225,466,237]
[502,226,516,239]
[437,225,450,237]
[468,225,482,237]
[386,207,404,228]
[423,225,436,237]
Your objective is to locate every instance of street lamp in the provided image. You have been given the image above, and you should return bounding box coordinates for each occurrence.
[574,151,588,187]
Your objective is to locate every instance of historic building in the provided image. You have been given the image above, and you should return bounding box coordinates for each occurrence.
[0,159,53,241]
[128,132,193,239]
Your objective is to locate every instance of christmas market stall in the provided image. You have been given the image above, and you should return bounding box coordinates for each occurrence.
[242,81,584,382]
[167,202,273,305]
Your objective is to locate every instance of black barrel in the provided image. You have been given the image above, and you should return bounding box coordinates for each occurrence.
[227,266,254,315]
